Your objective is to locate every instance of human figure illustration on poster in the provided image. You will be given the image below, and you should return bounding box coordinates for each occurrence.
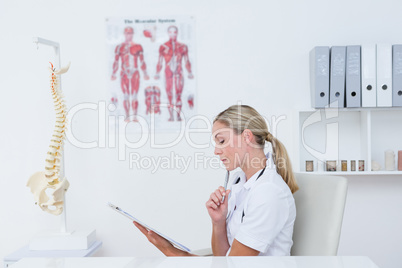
[155,25,194,121]
[111,26,150,122]
[106,17,196,130]
[145,85,161,114]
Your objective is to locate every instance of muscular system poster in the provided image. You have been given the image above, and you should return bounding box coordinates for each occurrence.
[106,16,196,131]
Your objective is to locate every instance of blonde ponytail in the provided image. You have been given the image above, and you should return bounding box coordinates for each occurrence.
[266,134,299,193]
[215,105,299,194]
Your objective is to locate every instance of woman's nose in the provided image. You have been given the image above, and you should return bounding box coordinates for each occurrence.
[214,146,221,155]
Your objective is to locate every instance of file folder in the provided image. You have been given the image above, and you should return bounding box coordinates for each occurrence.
[392,45,402,107]
[345,46,361,107]
[361,44,377,107]
[310,46,330,108]
[376,44,392,107]
[330,46,346,108]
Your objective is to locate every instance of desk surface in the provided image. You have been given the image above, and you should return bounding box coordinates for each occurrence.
[11,256,379,268]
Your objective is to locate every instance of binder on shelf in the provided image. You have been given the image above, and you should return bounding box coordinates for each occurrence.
[376,44,392,107]
[310,46,330,108]
[361,44,377,107]
[392,45,402,107]
[329,46,346,108]
[345,45,361,107]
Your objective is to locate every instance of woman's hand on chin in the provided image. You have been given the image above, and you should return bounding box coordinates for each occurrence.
[206,186,231,225]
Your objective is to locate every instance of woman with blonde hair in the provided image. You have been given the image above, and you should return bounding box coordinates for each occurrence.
[134,104,298,256]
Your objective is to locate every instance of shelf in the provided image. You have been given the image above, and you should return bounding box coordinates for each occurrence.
[294,109,402,175]
[296,109,369,172]
[300,107,402,112]
[296,171,402,176]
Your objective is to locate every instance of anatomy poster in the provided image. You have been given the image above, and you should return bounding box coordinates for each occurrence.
[106,16,196,131]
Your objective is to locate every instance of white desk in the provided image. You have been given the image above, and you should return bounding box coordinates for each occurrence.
[10,256,379,268]
[3,241,102,268]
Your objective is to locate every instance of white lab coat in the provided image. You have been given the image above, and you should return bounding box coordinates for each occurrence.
[225,153,296,256]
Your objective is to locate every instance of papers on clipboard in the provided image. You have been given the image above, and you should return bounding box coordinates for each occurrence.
[107,202,191,252]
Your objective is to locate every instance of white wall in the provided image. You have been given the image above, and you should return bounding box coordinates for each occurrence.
[1,0,402,267]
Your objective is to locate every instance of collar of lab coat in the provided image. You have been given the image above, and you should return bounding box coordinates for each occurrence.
[234,152,276,191]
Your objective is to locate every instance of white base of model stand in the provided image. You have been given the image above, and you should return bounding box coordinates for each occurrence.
[29,229,96,250]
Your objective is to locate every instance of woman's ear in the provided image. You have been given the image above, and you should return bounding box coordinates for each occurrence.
[242,129,253,144]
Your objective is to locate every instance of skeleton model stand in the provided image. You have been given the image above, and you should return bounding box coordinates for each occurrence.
[27,38,96,251]
[27,62,70,215]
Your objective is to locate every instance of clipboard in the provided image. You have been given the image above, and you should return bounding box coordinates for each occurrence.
[107,202,191,252]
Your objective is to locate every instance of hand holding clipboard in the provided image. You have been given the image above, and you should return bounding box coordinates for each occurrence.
[108,202,191,253]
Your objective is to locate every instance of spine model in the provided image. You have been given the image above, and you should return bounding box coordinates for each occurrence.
[27,62,71,215]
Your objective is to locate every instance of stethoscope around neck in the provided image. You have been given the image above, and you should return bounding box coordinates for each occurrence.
[226,167,266,221]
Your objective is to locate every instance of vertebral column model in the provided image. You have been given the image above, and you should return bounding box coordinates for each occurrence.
[112,27,149,122]
[27,62,70,216]
[155,26,194,121]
